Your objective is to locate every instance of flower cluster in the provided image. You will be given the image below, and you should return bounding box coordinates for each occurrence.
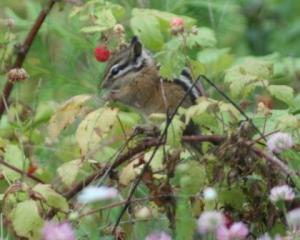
[197,211,225,233]
[269,185,295,203]
[267,132,293,153]
[197,211,248,240]
[145,231,172,240]
[217,222,249,240]
[203,187,218,201]
[286,208,300,230]
[77,185,118,204]
[42,221,75,240]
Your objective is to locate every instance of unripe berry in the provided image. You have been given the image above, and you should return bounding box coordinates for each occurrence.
[27,165,38,175]
[94,46,110,62]
[135,206,152,219]
[7,68,28,83]
[5,18,15,29]
[170,17,184,34]
[113,24,125,34]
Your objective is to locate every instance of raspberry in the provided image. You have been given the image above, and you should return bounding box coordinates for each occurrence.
[94,46,110,62]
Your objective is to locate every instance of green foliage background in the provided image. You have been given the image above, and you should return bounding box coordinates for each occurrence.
[1,0,300,103]
[0,0,300,239]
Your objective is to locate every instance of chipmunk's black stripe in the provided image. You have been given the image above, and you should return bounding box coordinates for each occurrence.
[132,59,145,72]
[181,69,192,79]
[174,79,197,104]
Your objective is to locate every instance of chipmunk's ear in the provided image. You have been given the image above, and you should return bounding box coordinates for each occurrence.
[130,36,142,59]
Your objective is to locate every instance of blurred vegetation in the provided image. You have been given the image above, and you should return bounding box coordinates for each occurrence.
[1,0,300,104]
[1,0,300,239]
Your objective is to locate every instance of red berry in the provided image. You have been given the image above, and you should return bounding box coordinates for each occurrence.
[27,165,38,175]
[94,46,110,62]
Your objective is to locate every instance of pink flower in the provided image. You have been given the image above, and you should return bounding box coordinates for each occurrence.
[77,186,118,204]
[267,132,293,153]
[286,208,300,229]
[170,17,184,34]
[197,211,225,234]
[145,231,172,240]
[217,222,248,240]
[257,234,282,240]
[269,185,295,203]
[42,221,75,240]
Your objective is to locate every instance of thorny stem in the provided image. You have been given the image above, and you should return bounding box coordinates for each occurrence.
[0,0,57,119]
[0,158,44,183]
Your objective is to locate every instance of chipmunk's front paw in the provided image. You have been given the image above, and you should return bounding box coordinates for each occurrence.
[133,124,160,138]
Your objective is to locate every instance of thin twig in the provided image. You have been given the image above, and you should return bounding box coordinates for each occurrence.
[63,138,163,200]
[79,194,173,218]
[200,75,266,141]
[0,0,57,119]
[112,78,201,234]
[0,158,44,183]
[182,134,225,144]
[200,75,290,171]
[250,145,295,176]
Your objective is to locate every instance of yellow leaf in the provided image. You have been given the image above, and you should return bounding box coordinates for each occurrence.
[76,107,118,156]
[119,159,141,186]
[57,159,82,187]
[48,95,92,140]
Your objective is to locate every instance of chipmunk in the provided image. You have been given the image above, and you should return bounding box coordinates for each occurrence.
[101,36,203,119]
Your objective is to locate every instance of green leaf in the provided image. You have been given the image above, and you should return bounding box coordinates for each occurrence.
[157,38,185,79]
[175,195,195,240]
[177,161,206,194]
[10,200,44,240]
[33,184,68,212]
[130,13,164,51]
[289,94,300,114]
[224,59,272,98]
[161,116,185,147]
[33,101,57,126]
[267,85,294,105]
[2,144,27,182]
[188,59,206,78]
[282,149,300,171]
[186,27,217,48]
[197,48,234,76]
[145,147,164,173]
[132,8,195,28]
[219,187,246,209]
[57,159,82,187]
[185,98,219,131]
[80,25,108,33]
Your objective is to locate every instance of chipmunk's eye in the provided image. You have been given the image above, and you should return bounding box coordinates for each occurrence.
[111,67,120,76]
